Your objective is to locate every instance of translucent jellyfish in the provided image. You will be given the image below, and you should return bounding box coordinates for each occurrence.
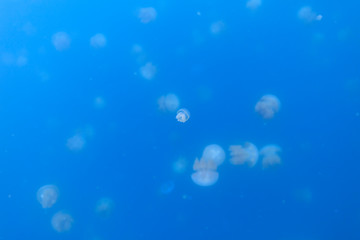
[138,7,157,23]
[95,197,114,218]
[210,21,225,35]
[160,181,175,194]
[298,6,322,23]
[172,157,187,174]
[202,144,226,166]
[51,211,74,232]
[140,62,156,80]
[191,158,219,187]
[158,93,180,112]
[176,108,190,123]
[36,184,59,208]
[90,33,107,48]
[66,134,85,151]
[255,94,280,119]
[52,32,71,51]
[94,96,106,109]
[246,0,262,10]
[229,142,259,167]
[260,145,282,168]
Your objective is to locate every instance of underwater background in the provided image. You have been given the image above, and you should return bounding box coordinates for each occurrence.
[0,0,359,239]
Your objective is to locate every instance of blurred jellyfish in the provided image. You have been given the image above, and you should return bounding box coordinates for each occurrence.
[51,211,74,232]
[158,93,180,112]
[36,184,59,208]
[210,21,225,35]
[138,7,157,23]
[229,142,258,167]
[52,32,71,51]
[90,33,107,48]
[255,94,280,119]
[95,197,114,218]
[298,6,322,23]
[140,62,156,80]
[202,144,225,166]
[191,158,219,187]
[94,96,106,109]
[176,108,190,123]
[246,0,262,10]
[260,145,282,168]
[66,134,86,151]
[160,181,175,194]
[172,157,188,174]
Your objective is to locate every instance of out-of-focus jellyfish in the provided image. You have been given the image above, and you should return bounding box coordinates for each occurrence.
[246,0,262,10]
[36,184,59,208]
[95,197,114,218]
[94,96,106,109]
[158,93,180,112]
[138,7,157,23]
[298,6,322,23]
[90,33,107,48]
[51,211,74,233]
[172,157,187,174]
[160,181,175,195]
[191,158,219,187]
[229,142,258,167]
[255,94,280,119]
[66,134,86,151]
[52,32,71,51]
[140,62,156,80]
[260,145,281,168]
[210,21,225,35]
[202,144,225,166]
[176,108,190,123]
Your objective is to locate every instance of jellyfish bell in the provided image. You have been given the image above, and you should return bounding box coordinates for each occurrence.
[298,6,322,23]
[52,32,71,51]
[191,170,219,187]
[95,197,114,218]
[36,184,59,208]
[255,94,280,119]
[260,145,281,155]
[90,33,107,48]
[176,108,190,123]
[193,158,218,171]
[202,144,226,166]
[229,142,258,167]
[51,211,74,233]
[158,93,180,112]
[140,62,156,80]
[138,7,157,23]
[246,0,262,10]
[260,145,282,168]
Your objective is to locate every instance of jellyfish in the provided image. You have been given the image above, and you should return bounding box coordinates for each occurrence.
[158,93,180,112]
[202,144,226,166]
[210,21,225,35]
[229,142,258,167]
[172,157,187,174]
[140,62,156,80]
[52,32,71,51]
[90,33,107,48]
[260,145,281,168]
[36,184,59,208]
[298,6,322,23]
[95,197,114,218]
[51,211,74,233]
[66,134,85,151]
[191,158,219,187]
[138,7,157,23]
[160,181,175,195]
[246,0,262,10]
[255,94,280,119]
[176,108,190,123]
[94,96,106,109]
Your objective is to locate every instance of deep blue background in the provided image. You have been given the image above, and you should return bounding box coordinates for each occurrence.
[0,0,359,239]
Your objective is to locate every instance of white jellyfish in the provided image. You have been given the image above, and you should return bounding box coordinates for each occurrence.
[176,108,190,123]
[138,7,157,23]
[94,96,106,109]
[66,134,85,151]
[229,142,259,167]
[36,184,59,208]
[158,93,180,112]
[260,145,282,168]
[95,197,114,218]
[191,158,219,187]
[246,0,262,10]
[298,6,322,23]
[90,33,107,48]
[210,21,225,35]
[51,211,74,233]
[52,32,71,51]
[172,157,188,174]
[202,144,226,166]
[255,94,280,119]
[140,62,156,80]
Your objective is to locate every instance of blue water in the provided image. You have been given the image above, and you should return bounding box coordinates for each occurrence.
[0,0,359,239]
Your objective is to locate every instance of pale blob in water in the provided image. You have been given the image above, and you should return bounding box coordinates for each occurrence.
[140,62,156,80]
[52,32,71,51]
[66,134,86,151]
[51,211,74,232]
[260,145,281,168]
[138,7,157,23]
[246,0,262,10]
[191,158,219,187]
[36,184,59,208]
[95,197,114,218]
[298,6,323,23]
[158,93,180,112]
[255,94,280,119]
[176,108,190,123]
[202,144,226,166]
[172,157,188,174]
[229,142,259,167]
[210,21,225,35]
[90,33,107,48]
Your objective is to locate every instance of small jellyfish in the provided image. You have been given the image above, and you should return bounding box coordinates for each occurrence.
[158,93,180,112]
[36,184,59,208]
[52,32,71,51]
[298,6,322,23]
[176,108,190,123]
[172,157,188,174]
[51,211,74,233]
[229,142,258,167]
[191,158,219,187]
[138,7,157,23]
[246,0,262,10]
[260,145,282,168]
[140,62,156,80]
[255,94,280,119]
[95,197,114,218]
[94,96,106,109]
[210,21,225,35]
[202,144,226,166]
[160,181,175,195]
[90,33,107,48]
[66,134,85,151]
